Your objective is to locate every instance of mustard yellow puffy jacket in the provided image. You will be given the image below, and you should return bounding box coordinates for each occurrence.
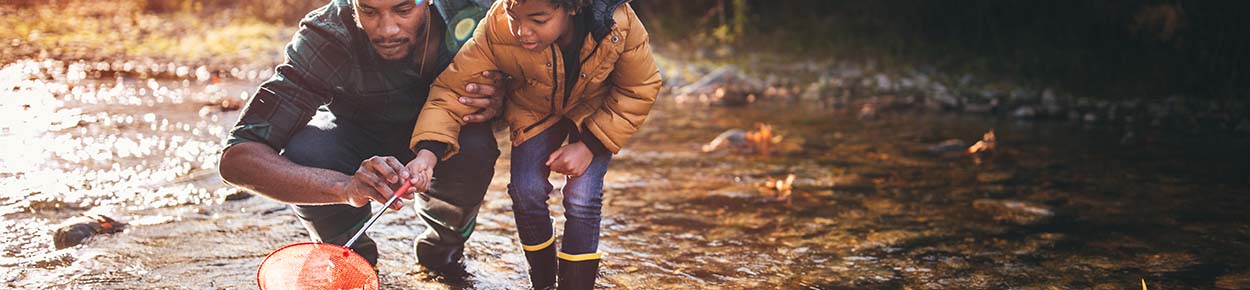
[410,0,662,158]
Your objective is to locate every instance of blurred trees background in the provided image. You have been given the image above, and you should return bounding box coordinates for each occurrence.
[3,0,1247,99]
[635,0,1249,99]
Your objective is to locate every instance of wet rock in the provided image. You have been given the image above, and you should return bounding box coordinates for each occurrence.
[801,78,840,102]
[53,214,125,249]
[972,199,1054,226]
[676,66,766,106]
[702,124,801,156]
[1041,88,1062,115]
[963,94,999,113]
[1011,106,1038,119]
[928,84,959,110]
[874,74,894,91]
[701,129,747,153]
[224,188,253,201]
[1216,272,1250,290]
[1083,112,1098,123]
[927,139,967,154]
[710,87,755,106]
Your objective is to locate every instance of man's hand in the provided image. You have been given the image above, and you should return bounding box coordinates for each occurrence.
[459,70,510,123]
[547,142,594,177]
[404,149,439,194]
[340,156,412,210]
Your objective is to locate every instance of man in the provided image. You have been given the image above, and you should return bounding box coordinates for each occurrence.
[218,0,504,276]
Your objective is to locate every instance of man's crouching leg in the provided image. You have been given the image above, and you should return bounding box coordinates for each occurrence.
[281,113,379,266]
[416,122,499,275]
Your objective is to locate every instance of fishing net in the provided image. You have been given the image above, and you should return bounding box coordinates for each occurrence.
[256,242,378,290]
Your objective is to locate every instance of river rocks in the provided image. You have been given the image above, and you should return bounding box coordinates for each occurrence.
[52,214,125,249]
[1011,106,1038,119]
[676,66,766,106]
[927,139,967,154]
[223,188,253,201]
[972,199,1054,226]
[702,129,747,153]
[1040,88,1063,115]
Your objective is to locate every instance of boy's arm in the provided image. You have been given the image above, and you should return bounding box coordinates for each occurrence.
[580,8,663,154]
[410,10,500,160]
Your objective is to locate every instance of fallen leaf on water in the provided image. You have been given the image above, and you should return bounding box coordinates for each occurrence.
[967,130,996,154]
[745,123,776,156]
[761,173,796,201]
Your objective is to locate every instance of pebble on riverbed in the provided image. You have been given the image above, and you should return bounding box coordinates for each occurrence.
[52,214,125,249]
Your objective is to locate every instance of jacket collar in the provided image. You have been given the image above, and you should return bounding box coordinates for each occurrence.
[587,0,629,42]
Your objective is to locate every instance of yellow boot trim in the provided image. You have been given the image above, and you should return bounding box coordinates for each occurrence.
[557,251,602,261]
[522,235,555,252]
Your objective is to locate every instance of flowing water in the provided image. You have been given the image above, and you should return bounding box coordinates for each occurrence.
[2,59,1249,289]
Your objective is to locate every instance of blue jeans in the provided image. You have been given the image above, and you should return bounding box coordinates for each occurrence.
[508,124,612,256]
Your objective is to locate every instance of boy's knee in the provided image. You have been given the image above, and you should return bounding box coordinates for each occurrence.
[507,182,552,210]
[562,190,603,219]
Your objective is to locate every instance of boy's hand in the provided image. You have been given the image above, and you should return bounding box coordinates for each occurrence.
[460,70,511,123]
[547,142,594,177]
[404,150,439,195]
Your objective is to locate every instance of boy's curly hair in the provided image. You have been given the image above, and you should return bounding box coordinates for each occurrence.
[508,0,592,13]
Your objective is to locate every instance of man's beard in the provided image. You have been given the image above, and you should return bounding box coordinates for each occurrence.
[369,19,428,60]
[371,37,411,48]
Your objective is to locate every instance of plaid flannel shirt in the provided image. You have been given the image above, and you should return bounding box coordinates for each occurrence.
[226,0,489,151]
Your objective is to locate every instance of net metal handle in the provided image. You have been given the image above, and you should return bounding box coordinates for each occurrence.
[344,180,413,248]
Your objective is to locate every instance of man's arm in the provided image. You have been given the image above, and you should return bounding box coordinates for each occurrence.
[220,22,503,207]
[221,142,353,204]
[410,7,502,160]
[218,25,413,209]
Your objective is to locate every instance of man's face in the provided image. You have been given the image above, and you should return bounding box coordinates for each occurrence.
[505,0,575,51]
[355,0,428,60]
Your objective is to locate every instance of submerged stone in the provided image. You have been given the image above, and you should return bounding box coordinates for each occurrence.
[52,214,124,249]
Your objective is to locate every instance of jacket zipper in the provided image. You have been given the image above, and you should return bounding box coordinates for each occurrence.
[522,45,560,133]
[565,40,603,109]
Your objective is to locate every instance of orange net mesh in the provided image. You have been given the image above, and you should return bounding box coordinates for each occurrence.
[257,242,379,290]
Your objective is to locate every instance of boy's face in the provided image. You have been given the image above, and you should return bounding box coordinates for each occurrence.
[355,0,429,60]
[505,0,576,51]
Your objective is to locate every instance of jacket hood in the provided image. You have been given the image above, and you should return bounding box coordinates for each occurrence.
[587,0,630,41]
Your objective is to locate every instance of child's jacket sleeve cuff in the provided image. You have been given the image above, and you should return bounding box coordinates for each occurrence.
[577,124,612,156]
[415,141,451,161]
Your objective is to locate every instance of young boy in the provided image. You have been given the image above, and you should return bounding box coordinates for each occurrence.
[404,0,660,288]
